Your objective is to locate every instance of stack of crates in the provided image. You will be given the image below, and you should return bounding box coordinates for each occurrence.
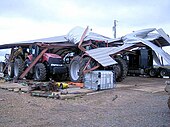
[84,70,116,90]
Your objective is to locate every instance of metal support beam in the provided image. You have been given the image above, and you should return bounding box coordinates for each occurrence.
[78,26,89,52]
[155,40,164,65]
[19,48,48,79]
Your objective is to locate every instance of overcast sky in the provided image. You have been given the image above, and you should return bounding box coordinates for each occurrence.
[0,0,170,44]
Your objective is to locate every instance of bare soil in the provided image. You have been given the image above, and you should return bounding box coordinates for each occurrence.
[0,76,170,127]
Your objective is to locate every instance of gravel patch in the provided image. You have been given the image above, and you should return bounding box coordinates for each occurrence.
[0,76,170,127]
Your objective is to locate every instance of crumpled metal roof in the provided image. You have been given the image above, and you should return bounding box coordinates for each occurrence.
[0,35,68,49]
[0,26,170,67]
[66,26,115,44]
[122,28,170,46]
[0,26,115,49]
[86,28,170,67]
[86,44,135,66]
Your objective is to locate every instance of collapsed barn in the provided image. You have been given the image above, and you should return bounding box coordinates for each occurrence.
[0,26,170,83]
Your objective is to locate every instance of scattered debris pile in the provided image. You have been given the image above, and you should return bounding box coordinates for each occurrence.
[0,79,99,100]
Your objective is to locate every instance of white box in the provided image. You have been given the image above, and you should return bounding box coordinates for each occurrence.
[84,70,116,90]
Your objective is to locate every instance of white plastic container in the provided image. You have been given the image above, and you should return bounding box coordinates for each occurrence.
[84,70,116,90]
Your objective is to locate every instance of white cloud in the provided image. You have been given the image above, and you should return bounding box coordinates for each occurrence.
[0,0,170,44]
[0,17,76,43]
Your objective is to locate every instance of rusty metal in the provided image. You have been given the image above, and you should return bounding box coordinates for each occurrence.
[36,42,76,48]
[155,40,162,47]
[19,48,48,79]
[81,57,100,74]
[78,26,89,52]
[79,53,100,74]
[68,82,84,88]
[83,65,100,74]
[82,57,92,72]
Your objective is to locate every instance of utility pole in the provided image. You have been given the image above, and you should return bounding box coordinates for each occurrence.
[113,20,117,38]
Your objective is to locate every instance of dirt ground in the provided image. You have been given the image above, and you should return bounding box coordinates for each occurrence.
[0,76,170,127]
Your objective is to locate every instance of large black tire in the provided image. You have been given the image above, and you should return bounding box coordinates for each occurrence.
[35,63,47,81]
[112,57,128,82]
[69,56,97,82]
[69,56,82,82]
[14,59,24,79]
[0,62,5,73]
[159,68,167,77]
[149,68,157,77]
[168,97,170,109]
[24,59,33,79]
[7,62,14,78]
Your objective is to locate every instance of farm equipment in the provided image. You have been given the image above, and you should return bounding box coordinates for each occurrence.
[0,46,27,78]
[18,44,68,81]
[1,44,69,81]
[67,27,170,82]
[0,26,170,83]
[67,27,128,82]
[125,47,170,77]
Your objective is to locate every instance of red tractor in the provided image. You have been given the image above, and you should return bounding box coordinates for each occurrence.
[12,44,68,81]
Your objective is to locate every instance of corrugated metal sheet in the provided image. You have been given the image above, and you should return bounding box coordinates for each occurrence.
[0,35,68,49]
[66,26,115,44]
[123,28,170,46]
[86,43,135,67]
[156,28,170,46]
[137,38,170,64]
[121,28,170,65]
[85,47,117,67]
[84,32,115,43]
[20,35,68,43]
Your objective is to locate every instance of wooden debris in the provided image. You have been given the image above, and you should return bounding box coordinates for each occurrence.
[0,82,29,92]
[0,81,97,99]
[112,95,118,101]
[30,91,60,99]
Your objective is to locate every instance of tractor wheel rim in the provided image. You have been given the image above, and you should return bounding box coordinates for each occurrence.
[160,70,166,76]
[8,65,11,75]
[71,61,80,80]
[0,64,3,72]
[149,70,155,76]
[14,63,19,77]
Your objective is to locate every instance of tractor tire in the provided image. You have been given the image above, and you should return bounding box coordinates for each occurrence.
[149,68,157,77]
[69,56,82,82]
[70,56,95,82]
[0,62,5,73]
[168,97,170,109]
[25,72,33,79]
[112,57,128,82]
[159,68,167,77]
[24,59,33,79]
[7,62,14,78]
[14,59,24,79]
[35,63,47,81]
